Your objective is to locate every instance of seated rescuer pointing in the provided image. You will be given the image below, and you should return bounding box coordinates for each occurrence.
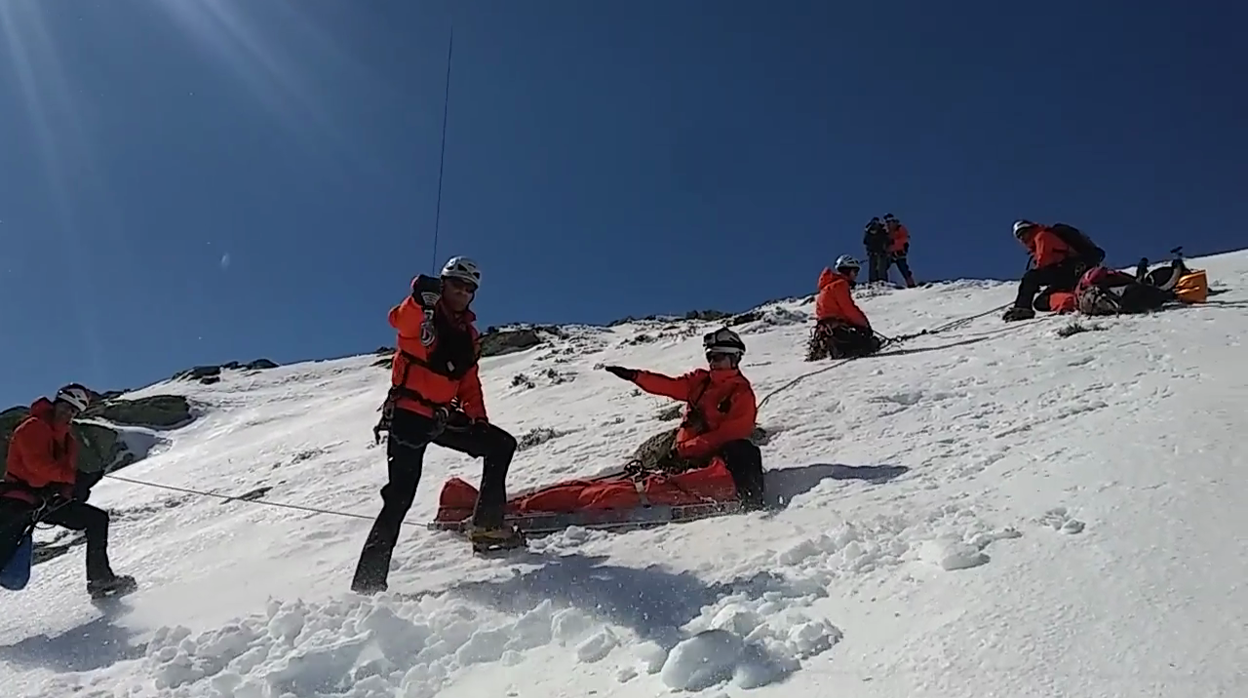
[353,256,523,594]
[601,327,767,510]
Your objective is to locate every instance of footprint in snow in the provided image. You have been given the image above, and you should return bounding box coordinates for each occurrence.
[1038,507,1086,534]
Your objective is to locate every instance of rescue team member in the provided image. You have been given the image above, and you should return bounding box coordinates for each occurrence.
[1005,220,1104,322]
[862,217,890,284]
[882,213,917,288]
[601,327,766,510]
[807,255,882,360]
[0,384,136,598]
[353,256,523,594]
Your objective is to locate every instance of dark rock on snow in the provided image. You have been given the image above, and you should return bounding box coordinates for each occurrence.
[173,359,279,385]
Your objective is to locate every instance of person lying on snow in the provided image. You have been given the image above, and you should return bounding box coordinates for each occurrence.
[1134,249,1208,298]
[1038,265,1179,316]
[354,256,523,593]
[601,327,766,510]
[807,255,883,361]
[0,385,136,598]
[882,213,918,288]
[1004,220,1107,322]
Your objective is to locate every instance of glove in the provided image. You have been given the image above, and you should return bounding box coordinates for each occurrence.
[603,366,637,381]
[443,410,481,432]
[411,275,442,309]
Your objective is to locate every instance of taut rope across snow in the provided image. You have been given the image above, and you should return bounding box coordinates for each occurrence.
[102,473,422,527]
[756,301,1011,410]
[96,302,1012,524]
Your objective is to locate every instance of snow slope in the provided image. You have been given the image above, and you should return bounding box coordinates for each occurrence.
[2,251,1246,698]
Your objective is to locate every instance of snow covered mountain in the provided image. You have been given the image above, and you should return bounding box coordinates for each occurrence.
[3,250,1246,698]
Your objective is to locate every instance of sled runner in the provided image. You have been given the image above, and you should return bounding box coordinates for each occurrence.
[429,499,745,537]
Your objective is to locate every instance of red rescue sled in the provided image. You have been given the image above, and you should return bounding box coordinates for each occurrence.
[429,457,744,535]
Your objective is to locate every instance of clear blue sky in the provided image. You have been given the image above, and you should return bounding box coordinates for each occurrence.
[1,0,1244,406]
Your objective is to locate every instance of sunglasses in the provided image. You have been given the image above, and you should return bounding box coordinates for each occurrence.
[444,278,478,293]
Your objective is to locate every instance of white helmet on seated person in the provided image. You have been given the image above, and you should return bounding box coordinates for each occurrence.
[703,327,746,357]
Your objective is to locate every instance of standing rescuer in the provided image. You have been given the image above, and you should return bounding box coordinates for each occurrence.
[354,256,523,594]
[0,384,136,598]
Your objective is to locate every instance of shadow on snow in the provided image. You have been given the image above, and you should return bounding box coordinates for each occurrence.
[763,462,909,509]
[444,462,908,650]
[0,600,145,674]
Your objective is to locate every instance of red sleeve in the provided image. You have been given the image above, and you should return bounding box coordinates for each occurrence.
[679,383,757,458]
[633,370,696,402]
[388,297,427,339]
[455,363,488,421]
[836,283,871,328]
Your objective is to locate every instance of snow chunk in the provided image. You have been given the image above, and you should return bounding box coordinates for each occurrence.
[575,627,619,663]
[660,629,745,690]
[920,537,988,570]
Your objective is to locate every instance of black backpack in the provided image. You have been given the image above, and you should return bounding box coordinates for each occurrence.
[1050,223,1105,266]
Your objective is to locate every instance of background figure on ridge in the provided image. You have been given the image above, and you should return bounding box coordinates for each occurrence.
[862,217,890,284]
[882,213,917,288]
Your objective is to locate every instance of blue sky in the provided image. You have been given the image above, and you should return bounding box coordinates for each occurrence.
[1,0,1244,406]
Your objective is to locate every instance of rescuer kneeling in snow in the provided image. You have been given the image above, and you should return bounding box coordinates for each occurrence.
[0,384,136,598]
[601,327,766,510]
[354,256,523,593]
[807,255,882,361]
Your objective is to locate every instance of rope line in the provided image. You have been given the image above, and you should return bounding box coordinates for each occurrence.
[428,24,455,273]
[90,303,1014,524]
[756,301,1012,409]
[103,474,422,528]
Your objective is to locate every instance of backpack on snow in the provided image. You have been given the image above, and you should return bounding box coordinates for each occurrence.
[0,530,33,591]
[1075,266,1173,316]
[1050,223,1106,267]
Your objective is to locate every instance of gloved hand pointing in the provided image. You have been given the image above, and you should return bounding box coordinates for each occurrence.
[603,366,637,381]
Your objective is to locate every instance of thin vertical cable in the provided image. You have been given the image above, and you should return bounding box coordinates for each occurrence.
[430,24,455,272]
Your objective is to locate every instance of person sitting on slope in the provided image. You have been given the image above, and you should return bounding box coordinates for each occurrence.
[807,255,882,361]
[1005,220,1105,322]
[0,384,136,598]
[354,256,523,593]
[601,327,766,510]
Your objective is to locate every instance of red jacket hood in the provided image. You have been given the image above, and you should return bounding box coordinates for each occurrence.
[28,397,56,422]
[818,268,850,289]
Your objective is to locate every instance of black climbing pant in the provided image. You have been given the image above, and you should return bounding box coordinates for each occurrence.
[867,252,890,284]
[1015,259,1083,310]
[719,439,766,510]
[885,254,916,287]
[0,497,114,581]
[353,408,516,589]
[807,319,882,361]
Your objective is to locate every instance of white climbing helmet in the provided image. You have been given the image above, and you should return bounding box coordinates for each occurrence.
[55,384,90,412]
[834,254,861,272]
[703,327,746,357]
[439,256,482,288]
[1012,220,1038,238]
